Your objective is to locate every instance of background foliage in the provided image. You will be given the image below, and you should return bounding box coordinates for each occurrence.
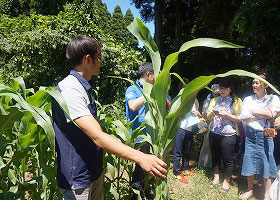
[0,0,143,105]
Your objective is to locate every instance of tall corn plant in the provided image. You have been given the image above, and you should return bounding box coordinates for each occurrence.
[97,102,145,199]
[0,77,69,199]
[127,18,280,199]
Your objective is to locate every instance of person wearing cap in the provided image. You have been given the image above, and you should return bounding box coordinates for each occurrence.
[52,36,167,200]
[202,84,220,118]
[125,62,155,193]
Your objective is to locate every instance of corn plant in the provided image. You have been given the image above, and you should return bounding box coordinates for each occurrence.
[127,18,280,199]
[97,102,145,199]
[0,77,69,199]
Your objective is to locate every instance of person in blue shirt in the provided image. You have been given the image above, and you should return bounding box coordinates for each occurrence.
[52,36,167,200]
[125,62,155,193]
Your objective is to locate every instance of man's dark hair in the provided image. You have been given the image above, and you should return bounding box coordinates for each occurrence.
[138,62,154,78]
[66,35,100,67]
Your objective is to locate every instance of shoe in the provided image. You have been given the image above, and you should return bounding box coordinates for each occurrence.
[239,191,253,200]
[221,186,230,193]
[176,173,188,183]
[185,169,195,176]
[209,182,218,189]
[131,182,142,191]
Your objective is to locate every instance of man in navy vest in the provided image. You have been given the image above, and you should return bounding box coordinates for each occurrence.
[52,36,167,200]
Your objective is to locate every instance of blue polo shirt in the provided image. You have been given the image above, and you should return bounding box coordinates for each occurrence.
[52,70,103,190]
[125,80,145,133]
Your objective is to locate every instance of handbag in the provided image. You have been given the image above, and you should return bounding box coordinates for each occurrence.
[197,118,208,135]
[264,111,277,137]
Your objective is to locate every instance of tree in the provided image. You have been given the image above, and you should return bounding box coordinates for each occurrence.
[0,2,145,105]
[130,0,166,54]
[124,9,138,48]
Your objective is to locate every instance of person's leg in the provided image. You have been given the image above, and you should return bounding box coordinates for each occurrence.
[181,130,194,171]
[220,135,236,190]
[240,176,254,200]
[60,179,104,200]
[131,143,150,189]
[173,128,185,175]
[273,131,280,166]
[88,174,104,200]
[209,132,221,186]
[264,178,272,200]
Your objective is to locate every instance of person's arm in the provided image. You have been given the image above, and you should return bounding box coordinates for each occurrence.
[251,96,280,120]
[239,96,259,122]
[216,97,242,123]
[206,98,216,121]
[216,112,240,123]
[251,109,276,120]
[74,115,167,178]
[128,96,145,112]
[191,99,202,118]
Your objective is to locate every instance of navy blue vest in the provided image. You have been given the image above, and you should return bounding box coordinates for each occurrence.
[52,71,103,189]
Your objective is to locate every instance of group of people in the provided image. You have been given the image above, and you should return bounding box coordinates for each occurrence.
[52,35,280,200]
[172,72,280,200]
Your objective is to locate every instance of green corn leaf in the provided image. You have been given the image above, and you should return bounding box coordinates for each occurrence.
[127,18,161,77]
[170,73,187,86]
[8,169,17,185]
[107,162,115,179]
[112,120,131,144]
[19,123,37,149]
[42,87,71,116]
[0,157,5,169]
[151,39,243,125]
[0,107,24,133]
[9,185,18,193]
[217,69,280,95]
[12,77,27,100]
[0,89,55,150]
[110,184,119,200]
[27,90,49,107]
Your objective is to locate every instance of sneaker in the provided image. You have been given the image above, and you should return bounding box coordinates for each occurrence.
[131,182,142,191]
[176,173,188,183]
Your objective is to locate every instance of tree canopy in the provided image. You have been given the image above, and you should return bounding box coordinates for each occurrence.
[0,0,144,105]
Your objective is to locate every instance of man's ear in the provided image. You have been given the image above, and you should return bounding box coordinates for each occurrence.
[81,54,91,64]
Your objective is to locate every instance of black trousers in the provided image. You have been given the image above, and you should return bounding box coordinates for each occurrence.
[131,143,150,188]
[173,128,195,175]
[274,131,280,166]
[209,132,236,179]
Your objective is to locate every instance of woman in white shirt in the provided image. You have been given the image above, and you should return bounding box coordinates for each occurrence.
[239,72,280,200]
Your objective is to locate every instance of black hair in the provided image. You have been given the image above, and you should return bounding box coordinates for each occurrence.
[258,71,269,82]
[138,62,154,78]
[219,77,236,102]
[66,35,100,68]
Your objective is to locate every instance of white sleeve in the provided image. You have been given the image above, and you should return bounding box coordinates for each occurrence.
[271,95,280,112]
[61,87,92,120]
[239,96,254,121]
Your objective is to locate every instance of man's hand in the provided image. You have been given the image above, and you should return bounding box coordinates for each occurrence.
[137,153,167,178]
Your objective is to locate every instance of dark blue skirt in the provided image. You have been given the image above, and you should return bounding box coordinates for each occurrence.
[241,126,277,178]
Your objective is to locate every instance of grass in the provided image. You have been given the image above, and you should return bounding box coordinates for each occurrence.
[168,160,264,200]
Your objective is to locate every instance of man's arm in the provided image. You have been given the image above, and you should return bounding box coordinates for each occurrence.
[74,115,167,178]
[128,96,145,112]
